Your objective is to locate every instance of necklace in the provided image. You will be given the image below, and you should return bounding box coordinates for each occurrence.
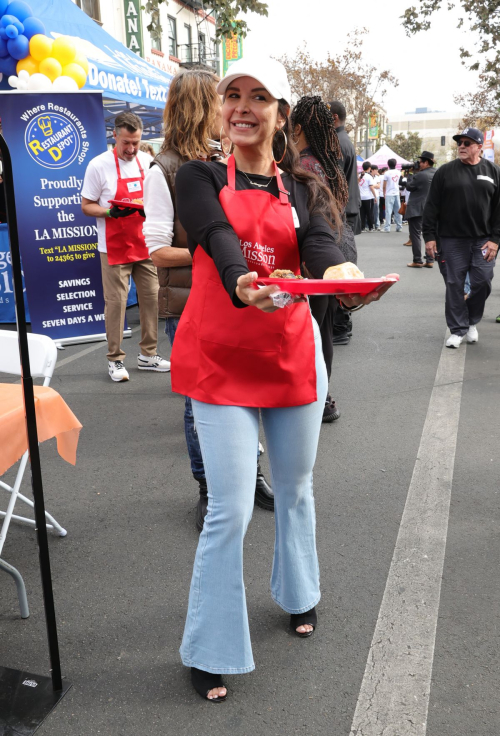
[240,170,274,189]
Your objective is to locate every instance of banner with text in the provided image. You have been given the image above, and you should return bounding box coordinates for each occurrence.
[0,91,108,341]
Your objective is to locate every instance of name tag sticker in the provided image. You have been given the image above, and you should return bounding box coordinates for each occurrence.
[477,175,495,184]
[127,181,142,192]
[291,207,300,228]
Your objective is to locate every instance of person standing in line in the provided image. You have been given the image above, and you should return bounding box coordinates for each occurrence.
[328,99,361,344]
[81,112,170,382]
[290,94,352,422]
[423,127,500,348]
[328,100,361,236]
[382,159,403,232]
[370,164,381,230]
[359,161,376,232]
[143,70,274,529]
[171,57,395,702]
[405,151,436,269]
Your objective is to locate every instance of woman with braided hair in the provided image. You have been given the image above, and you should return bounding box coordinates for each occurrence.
[291,95,357,423]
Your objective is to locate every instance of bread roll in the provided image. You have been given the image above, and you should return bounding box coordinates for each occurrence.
[323,262,364,280]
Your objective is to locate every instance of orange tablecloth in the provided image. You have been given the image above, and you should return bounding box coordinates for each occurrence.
[0,384,82,476]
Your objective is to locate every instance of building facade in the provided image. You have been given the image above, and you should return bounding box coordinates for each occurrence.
[388,108,464,164]
[72,0,220,78]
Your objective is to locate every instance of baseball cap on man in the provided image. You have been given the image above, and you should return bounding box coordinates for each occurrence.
[452,127,484,145]
[216,56,291,103]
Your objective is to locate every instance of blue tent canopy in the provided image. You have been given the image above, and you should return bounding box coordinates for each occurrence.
[0,0,174,139]
[356,154,364,161]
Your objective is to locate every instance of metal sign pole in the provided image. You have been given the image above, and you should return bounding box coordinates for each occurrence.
[0,133,63,692]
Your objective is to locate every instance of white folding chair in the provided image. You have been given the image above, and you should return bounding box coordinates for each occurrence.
[0,330,68,617]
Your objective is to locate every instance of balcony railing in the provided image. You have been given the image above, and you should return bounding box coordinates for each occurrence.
[178,0,203,9]
[177,43,219,73]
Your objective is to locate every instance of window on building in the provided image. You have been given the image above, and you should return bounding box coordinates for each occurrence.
[150,10,161,51]
[441,136,446,147]
[168,16,177,57]
[212,38,219,74]
[185,23,192,62]
[76,0,100,22]
[198,32,206,63]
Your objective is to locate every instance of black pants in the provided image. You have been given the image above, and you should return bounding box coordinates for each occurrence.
[408,215,433,264]
[439,236,495,335]
[360,200,374,231]
[379,196,385,223]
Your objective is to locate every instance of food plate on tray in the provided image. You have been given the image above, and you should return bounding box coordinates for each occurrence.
[108,199,144,210]
[254,275,399,297]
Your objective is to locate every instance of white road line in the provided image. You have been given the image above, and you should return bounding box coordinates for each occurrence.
[350,334,467,736]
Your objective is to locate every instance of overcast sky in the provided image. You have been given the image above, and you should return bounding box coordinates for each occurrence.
[242,0,480,117]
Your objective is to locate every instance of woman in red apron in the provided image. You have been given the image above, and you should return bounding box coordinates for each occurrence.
[171,57,394,702]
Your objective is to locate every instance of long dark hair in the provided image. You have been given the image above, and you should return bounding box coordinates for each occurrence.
[290,95,349,211]
[274,100,342,233]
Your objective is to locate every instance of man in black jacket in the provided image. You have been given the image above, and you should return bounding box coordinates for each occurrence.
[329,100,361,236]
[423,128,500,348]
[328,100,359,346]
[406,151,436,268]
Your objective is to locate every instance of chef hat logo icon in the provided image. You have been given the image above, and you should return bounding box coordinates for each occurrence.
[39,116,53,137]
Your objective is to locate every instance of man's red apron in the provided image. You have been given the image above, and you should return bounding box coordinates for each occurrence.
[105,148,149,265]
[171,155,316,408]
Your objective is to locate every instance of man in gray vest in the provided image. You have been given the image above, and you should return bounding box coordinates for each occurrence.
[406,151,437,268]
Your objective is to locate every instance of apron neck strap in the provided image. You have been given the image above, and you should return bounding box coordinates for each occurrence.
[113,147,145,180]
[227,154,290,204]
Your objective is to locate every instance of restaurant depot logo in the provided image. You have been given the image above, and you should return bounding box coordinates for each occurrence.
[25,112,80,169]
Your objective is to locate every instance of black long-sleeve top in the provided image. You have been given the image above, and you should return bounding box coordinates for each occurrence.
[422,157,500,244]
[175,160,345,305]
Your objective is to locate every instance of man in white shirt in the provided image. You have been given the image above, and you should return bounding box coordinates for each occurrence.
[358,161,376,232]
[81,112,169,382]
[382,158,403,232]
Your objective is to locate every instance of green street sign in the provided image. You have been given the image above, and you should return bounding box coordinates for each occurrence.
[124,0,143,57]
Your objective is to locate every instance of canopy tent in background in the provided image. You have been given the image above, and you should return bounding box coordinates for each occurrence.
[0,0,173,140]
[356,154,364,173]
[364,144,411,170]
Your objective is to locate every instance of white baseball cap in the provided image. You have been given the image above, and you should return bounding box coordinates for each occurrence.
[216,56,291,103]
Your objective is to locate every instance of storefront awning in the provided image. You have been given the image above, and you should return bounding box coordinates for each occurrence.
[1,0,173,138]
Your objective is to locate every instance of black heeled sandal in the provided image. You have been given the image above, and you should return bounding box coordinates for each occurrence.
[191,667,228,703]
[290,607,318,638]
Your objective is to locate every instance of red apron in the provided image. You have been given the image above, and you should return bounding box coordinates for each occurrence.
[105,148,149,265]
[171,155,316,407]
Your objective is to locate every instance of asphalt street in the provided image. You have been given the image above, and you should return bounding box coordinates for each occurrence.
[1,227,500,736]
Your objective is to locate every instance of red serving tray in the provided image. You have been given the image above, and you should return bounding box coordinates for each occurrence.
[108,198,144,210]
[255,276,399,296]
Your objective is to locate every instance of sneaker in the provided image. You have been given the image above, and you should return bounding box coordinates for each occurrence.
[396,228,402,232]
[403,240,412,246]
[423,262,434,268]
[323,395,341,423]
[137,354,171,372]
[496,314,500,323]
[466,325,478,343]
[407,262,424,268]
[446,334,464,349]
[109,361,129,382]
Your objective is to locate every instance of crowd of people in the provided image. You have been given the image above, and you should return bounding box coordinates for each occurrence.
[77,57,499,702]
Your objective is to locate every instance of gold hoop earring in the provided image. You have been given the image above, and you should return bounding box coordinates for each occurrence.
[220,127,233,158]
[273,129,287,165]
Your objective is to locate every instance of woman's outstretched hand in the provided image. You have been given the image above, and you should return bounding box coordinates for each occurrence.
[339,275,398,309]
[235,272,282,313]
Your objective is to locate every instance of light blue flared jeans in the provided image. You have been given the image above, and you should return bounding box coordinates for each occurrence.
[179,320,328,674]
